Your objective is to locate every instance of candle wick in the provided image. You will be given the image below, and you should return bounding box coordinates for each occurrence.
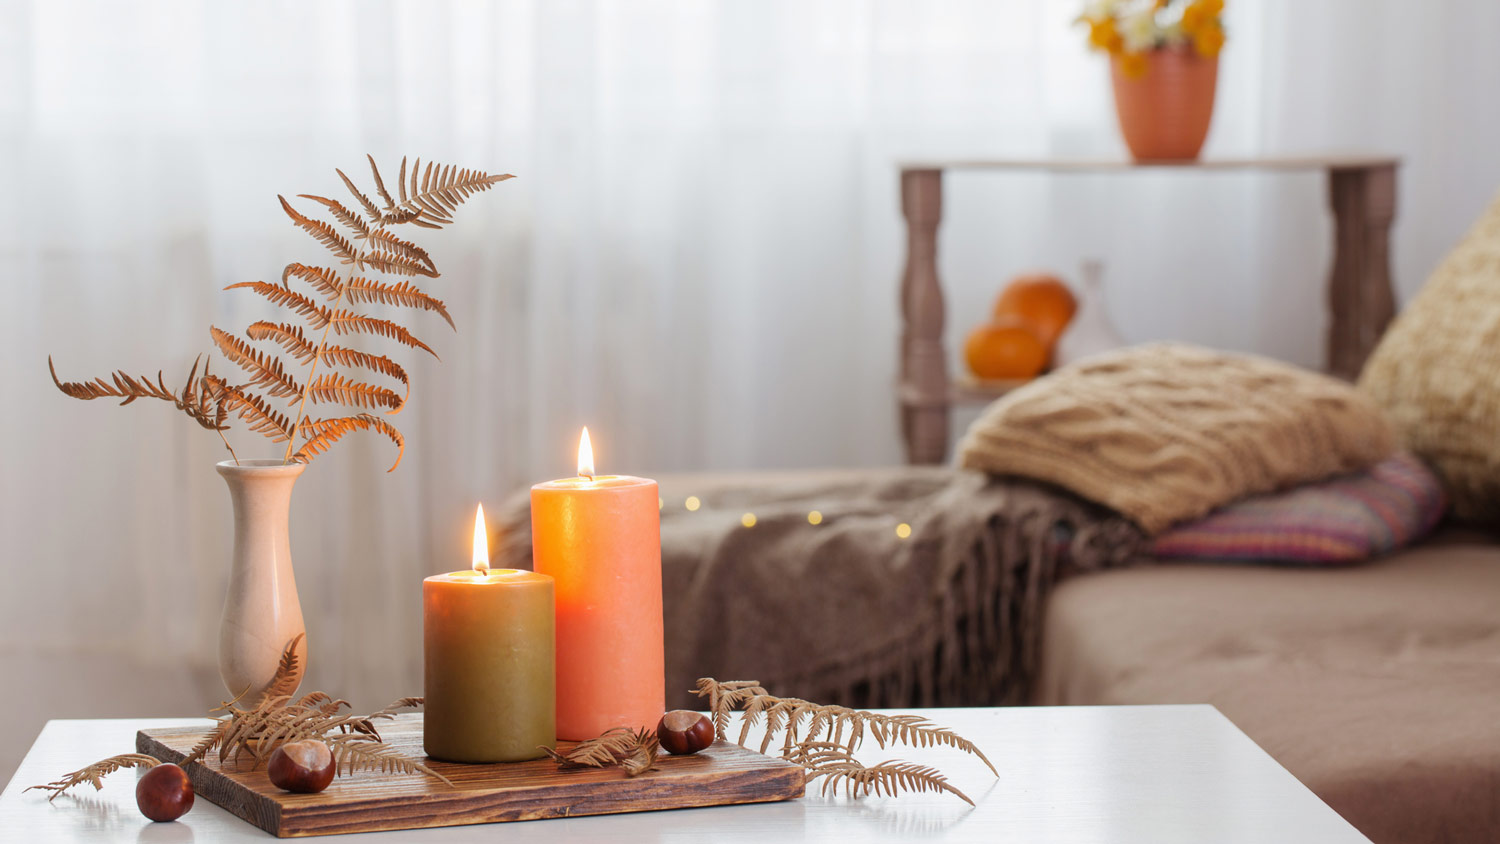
[579,473,594,482]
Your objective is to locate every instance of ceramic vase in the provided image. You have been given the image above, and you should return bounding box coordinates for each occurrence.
[216,459,307,702]
[1110,47,1218,161]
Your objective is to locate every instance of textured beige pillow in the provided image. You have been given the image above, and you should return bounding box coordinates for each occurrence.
[1359,190,1500,524]
[958,343,1395,533]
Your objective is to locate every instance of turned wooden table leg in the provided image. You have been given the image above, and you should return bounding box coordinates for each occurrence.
[899,168,950,464]
[1326,163,1397,380]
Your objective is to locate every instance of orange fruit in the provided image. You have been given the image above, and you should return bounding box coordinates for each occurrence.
[993,274,1078,348]
[964,317,1048,380]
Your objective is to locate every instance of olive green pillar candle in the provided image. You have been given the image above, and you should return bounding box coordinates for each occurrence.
[423,569,556,763]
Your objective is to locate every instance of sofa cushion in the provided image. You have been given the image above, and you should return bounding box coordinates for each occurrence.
[1359,188,1500,525]
[957,342,1396,533]
[1150,451,1446,563]
[1036,530,1500,843]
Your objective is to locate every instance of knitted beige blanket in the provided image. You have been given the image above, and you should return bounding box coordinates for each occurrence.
[958,343,1395,533]
[497,467,1142,709]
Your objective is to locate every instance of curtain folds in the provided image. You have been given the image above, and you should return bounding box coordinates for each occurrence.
[3,0,1498,724]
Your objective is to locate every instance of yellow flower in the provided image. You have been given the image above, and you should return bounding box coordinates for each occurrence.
[1119,51,1149,78]
[1181,5,1203,33]
[1087,18,1123,53]
[1193,23,1225,57]
[1180,0,1224,37]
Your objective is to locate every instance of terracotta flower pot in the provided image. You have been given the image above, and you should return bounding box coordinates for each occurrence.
[1110,47,1218,161]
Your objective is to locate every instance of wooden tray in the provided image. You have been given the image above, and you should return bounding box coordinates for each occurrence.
[137,714,805,838]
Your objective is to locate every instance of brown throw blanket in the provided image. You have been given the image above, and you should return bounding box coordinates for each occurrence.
[496,466,1142,710]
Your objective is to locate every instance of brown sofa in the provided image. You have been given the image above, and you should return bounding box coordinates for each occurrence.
[1035,528,1500,843]
[499,466,1498,843]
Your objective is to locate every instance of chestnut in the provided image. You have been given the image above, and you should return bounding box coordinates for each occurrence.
[656,710,714,756]
[136,763,194,822]
[268,739,336,793]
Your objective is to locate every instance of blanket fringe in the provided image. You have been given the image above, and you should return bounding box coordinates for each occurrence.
[757,497,1141,708]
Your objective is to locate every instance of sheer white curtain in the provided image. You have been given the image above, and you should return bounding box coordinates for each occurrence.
[3,0,1499,774]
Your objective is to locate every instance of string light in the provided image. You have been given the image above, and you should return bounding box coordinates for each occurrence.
[807,510,823,525]
[895,523,912,539]
[685,496,701,512]
[741,513,757,528]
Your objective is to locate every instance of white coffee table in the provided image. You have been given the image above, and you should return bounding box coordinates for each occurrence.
[0,705,1369,843]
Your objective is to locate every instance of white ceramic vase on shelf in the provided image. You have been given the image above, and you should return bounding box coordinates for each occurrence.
[1055,259,1127,367]
[216,459,307,702]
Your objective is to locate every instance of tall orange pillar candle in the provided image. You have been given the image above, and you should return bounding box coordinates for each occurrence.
[531,428,664,740]
[424,504,556,763]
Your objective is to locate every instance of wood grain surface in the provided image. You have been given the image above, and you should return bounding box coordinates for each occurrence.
[137,714,805,838]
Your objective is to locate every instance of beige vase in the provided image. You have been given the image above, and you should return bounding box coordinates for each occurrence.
[216,459,307,703]
[1110,47,1218,161]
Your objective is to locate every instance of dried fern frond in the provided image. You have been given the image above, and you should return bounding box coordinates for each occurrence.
[186,679,266,764]
[692,678,769,740]
[183,357,231,431]
[363,248,438,278]
[365,154,396,213]
[49,356,227,432]
[305,372,403,413]
[335,696,424,741]
[48,359,175,406]
[693,677,995,775]
[787,742,974,806]
[217,384,294,442]
[384,156,514,228]
[371,696,424,715]
[329,311,437,358]
[182,717,232,768]
[298,193,371,240]
[342,277,454,329]
[295,691,350,718]
[279,195,357,265]
[338,166,383,223]
[26,754,162,802]
[246,321,317,363]
[383,205,426,227]
[318,346,409,398]
[193,703,449,787]
[619,729,660,777]
[51,154,508,471]
[283,263,345,300]
[863,714,996,774]
[329,739,452,786]
[210,327,302,398]
[293,414,405,471]
[556,684,987,801]
[224,281,332,328]
[177,638,449,786]
[687,677,995,804]
[260,632,306,704]
[543,726,641,770]
[365,228,436,276]
[737,694,849,755]
[352,697,423,735]
[541,726,657,777]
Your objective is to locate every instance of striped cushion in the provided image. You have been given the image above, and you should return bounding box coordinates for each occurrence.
[1150,452,1446,564]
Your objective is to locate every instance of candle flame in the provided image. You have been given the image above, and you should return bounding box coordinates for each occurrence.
[578,427,595,480]
[472,503,489,575]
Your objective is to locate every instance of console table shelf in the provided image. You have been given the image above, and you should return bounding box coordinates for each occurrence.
[896,155,1399,464]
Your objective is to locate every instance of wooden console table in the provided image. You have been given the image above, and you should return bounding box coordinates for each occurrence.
[897,156,1399,464]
